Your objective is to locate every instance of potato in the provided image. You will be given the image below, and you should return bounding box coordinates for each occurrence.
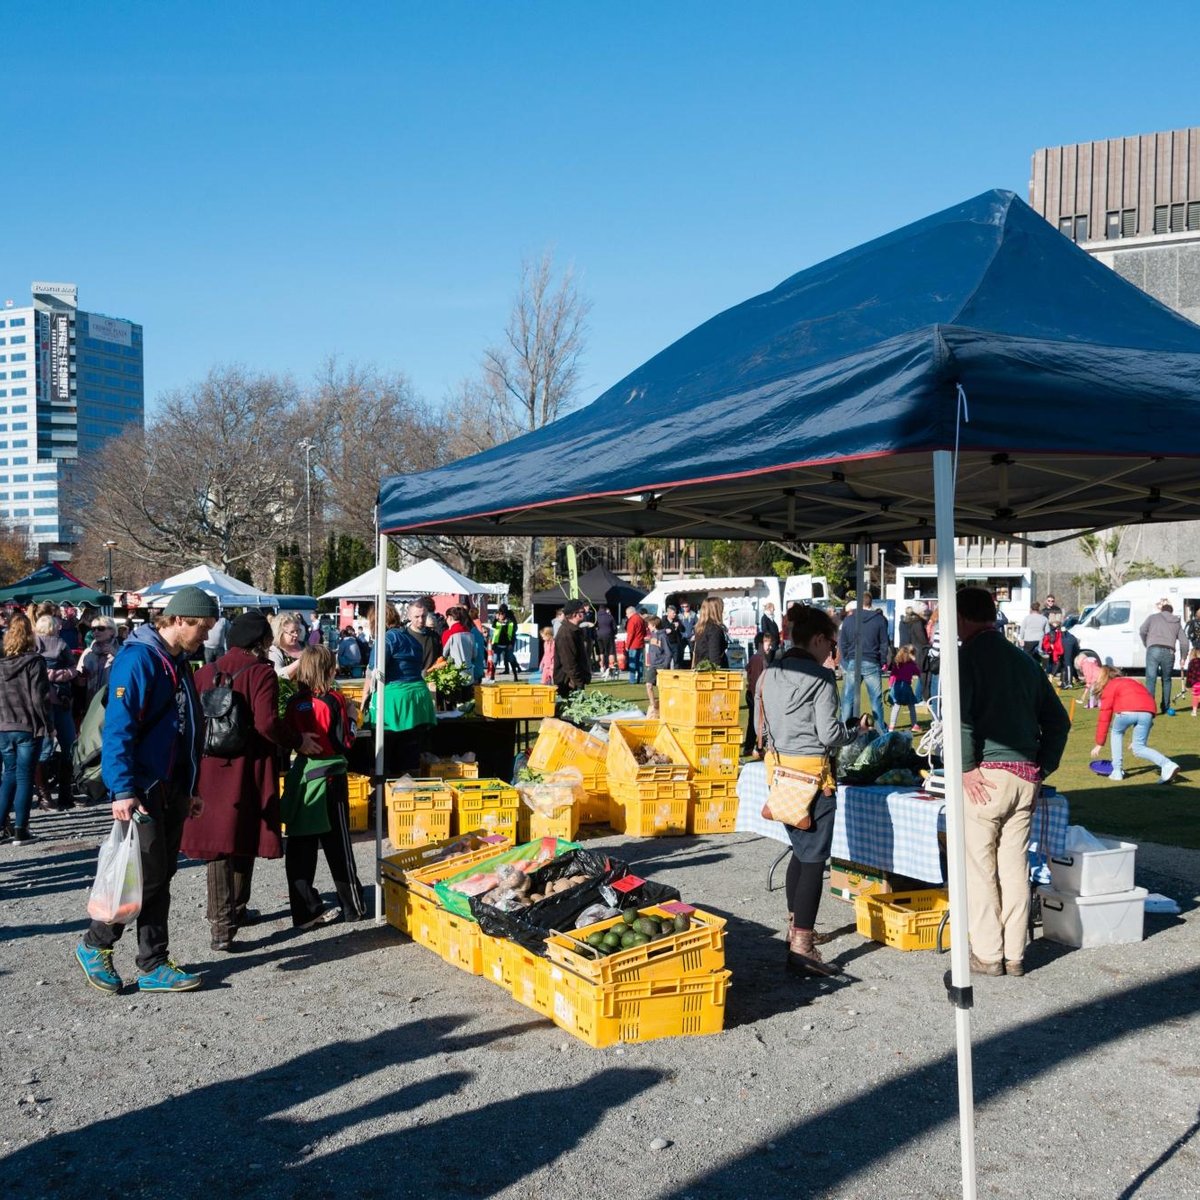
[529,893,544,902]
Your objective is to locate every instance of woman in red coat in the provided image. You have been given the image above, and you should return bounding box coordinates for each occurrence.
[1089,666,1180,783]
[183,611,321,951]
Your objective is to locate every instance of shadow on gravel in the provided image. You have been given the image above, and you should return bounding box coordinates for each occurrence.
[609,837,736,874]
[2,1014,662,1200]
[658,964,1200,1199]
[196,922,400,985]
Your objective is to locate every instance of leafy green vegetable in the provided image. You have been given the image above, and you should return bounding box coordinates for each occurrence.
[516,766,545,783]
[559,688,625,722]
[277,676,296,717]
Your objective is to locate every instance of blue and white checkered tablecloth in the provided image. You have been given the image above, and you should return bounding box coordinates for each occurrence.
[735,760,1069,884]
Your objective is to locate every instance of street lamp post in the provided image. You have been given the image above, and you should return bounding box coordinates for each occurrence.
[103,540,117,614]
[297,440,316,596]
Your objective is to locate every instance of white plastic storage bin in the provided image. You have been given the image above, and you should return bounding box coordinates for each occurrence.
[1037,885,1147,948]
[1048,838,1137,897]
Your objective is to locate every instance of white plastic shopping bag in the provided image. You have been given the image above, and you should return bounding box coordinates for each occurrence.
[86,820,143,924]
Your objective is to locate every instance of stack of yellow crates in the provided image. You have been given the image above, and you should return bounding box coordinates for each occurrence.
[605,720,691,836]
[527,717,610,825]
[657,670,745,834]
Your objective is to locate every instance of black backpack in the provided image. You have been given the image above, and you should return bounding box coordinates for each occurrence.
[199,665,255,758]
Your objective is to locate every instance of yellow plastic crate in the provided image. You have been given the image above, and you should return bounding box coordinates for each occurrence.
[688,778,739,834]
[336,679,365,702]
[549,966,732,1047]
[473,683,557,719]
[386,778,454,848]
[402,837,514,905]
[605,721,691,784]
[518,803,580,842]
[382,874,412,933]
[609,780,690,837]
[480,933,510,988]
[855,889,951,951]
[580,787,610,825]
[408,889,443,954]
[527,718,608,787]
[545,904,726,985]
[506,940,554,1017]
[671,724,742,778]
[347,773,371,806]
[657,670,745,727]
[424,758,481,780]
[439,908,484,975]
[450,778,521,837]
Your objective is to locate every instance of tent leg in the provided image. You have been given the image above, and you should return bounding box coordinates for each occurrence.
[374,525,388,924]
[933,449,978,1200]
[852,537,866,718]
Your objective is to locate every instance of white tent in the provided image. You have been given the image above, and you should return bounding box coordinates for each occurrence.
[319,557,498,602]
[318,566,411,602]
[139,564,280,609]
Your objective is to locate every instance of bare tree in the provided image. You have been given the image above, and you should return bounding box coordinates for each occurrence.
[482,251,591,607]
[302,358,442,548]
[69,366,307,580]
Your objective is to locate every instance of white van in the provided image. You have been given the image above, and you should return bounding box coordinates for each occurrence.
[1071,578,1200,670]
[640,575,783,663]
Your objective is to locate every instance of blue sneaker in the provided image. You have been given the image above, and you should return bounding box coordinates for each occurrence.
[76,942,123,994]
[137,959,202,992]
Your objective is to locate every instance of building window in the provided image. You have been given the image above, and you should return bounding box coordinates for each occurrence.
[10,335,25,344]
[12,388,27,397]
[1153,205,1169,234]
[1106,211,1120,239]
[1170,202,1186,233]
[1058,217,1074,237]
[10,352,25,362]
[1074,215,1088,242]
[10,370,25,379]
[1189,202,1200,232]
[9,318,25,327]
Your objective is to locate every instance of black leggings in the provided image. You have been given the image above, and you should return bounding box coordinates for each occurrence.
[786,855,824,929]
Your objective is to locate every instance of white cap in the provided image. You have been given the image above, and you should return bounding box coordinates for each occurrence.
[844,600,857,612]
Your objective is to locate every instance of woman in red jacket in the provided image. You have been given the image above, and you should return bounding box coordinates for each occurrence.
[183,611,321,950]
[1089,667,1180,783]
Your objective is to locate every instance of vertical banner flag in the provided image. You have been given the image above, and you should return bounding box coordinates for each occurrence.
[567,544,579,599]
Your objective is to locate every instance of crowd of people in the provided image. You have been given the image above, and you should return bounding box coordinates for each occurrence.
[2,571,1192,996]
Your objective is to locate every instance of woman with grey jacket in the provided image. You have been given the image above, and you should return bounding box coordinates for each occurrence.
[756,603,869,976]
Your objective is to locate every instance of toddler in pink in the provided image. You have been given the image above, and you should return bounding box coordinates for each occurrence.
[1186,649,1200,717]
[1075,653,1103,709]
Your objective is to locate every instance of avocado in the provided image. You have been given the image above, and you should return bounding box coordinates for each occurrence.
[622,910,639,926]
[673,914,691,933]
[603,931,623,950]
[620,930,639,949]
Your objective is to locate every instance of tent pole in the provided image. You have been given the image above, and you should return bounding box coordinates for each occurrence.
[852,538,866,718]
[933,449,978,1200]
[374,525,388,924]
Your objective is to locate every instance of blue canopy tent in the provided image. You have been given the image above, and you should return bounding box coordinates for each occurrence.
[373,190,1200,1199]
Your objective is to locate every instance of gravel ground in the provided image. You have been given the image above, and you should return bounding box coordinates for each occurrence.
[2,803,1198,1200]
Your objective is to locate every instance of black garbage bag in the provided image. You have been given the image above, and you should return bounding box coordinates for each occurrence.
[470,850,678,955]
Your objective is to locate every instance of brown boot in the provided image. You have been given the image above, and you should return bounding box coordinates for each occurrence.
[33,764,54,811]
[787,925,841,977]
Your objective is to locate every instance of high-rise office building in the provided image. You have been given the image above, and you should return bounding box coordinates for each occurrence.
[0,282,143,549]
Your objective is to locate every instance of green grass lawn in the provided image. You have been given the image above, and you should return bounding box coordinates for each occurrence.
[590,676,1200,850]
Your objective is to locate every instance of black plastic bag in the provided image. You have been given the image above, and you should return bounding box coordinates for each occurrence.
[470,850,679,955]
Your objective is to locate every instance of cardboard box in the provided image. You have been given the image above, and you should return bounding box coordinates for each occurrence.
[828,858,925,903]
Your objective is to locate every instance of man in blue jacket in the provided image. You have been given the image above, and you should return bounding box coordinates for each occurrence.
[75,587,217,994]
[837,594,890,730]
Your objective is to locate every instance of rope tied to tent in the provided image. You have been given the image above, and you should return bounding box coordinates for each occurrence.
[953,382,969,489]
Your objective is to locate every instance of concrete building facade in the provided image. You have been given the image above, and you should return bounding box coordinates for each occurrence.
[1025,127,1200,602]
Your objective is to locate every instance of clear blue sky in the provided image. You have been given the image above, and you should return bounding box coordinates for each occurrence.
[6,2,1198,414]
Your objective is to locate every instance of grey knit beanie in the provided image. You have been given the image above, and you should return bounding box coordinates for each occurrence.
[163,586,219,619]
